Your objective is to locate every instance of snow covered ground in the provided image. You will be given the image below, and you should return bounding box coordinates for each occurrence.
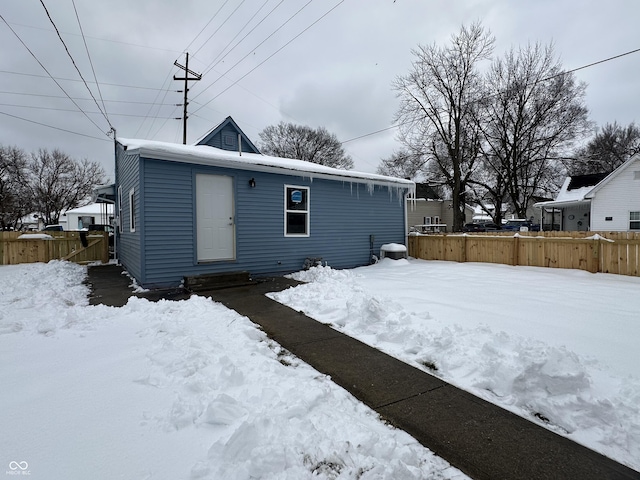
[2,259,639,478]
[0,261,467,480]
[268,259,640,472]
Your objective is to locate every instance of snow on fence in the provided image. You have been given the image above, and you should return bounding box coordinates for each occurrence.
[408,231,640,277]
[0,231,109,265]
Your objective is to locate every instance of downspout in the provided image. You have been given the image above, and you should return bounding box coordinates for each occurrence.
[112,128,118,263]
[539,207,544,232]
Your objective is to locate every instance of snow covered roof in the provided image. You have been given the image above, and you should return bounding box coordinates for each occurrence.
[65,202,114,215]
[585,155,640,199]
[118,138,415,191]
[534,172,607,208]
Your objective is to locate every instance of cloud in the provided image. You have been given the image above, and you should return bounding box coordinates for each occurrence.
[1,0,639,177]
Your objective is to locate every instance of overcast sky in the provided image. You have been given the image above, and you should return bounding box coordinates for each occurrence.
[1,0,639,180]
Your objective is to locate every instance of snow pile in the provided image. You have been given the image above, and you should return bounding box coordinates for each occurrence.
[0,261,466,479]
[270,259,640,470]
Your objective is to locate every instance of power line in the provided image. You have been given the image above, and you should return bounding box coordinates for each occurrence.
[0,70,175,92]
[71,0,108,119]
[0,90,179,105]
[339,46,640,146]
[136,68,179,138]
[6,20,183,54]
[192,0,314,103]
[199,0,287,79]
[0,12,108,136]
[0,102,176,119]
[39,0,113,130]
[192,0,248,57]
[563,47,640,76]
[341,125,399,144]
[0,90,179,106]
[183,0,232,53]
[200,0,275,76]
[193,1,343,113]
[0,110,111,142]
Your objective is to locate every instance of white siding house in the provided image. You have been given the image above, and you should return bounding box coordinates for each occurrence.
[587,156,640,231]
[535,155,640,232]
[64,203,114,230]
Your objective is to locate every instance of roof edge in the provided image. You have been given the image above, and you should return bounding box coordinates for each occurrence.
[584,154,640,199]
[117,138,414,189]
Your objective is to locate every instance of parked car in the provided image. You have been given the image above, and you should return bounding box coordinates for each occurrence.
[87,224,114,235]
[501,219,540,231]
[43,225,64,231]
[462,222,501,232]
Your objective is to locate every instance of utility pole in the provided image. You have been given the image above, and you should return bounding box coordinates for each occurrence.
[173,52,202,144]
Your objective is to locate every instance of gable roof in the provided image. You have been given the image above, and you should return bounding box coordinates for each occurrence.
[553,173,607,204]
[585,154,640,199]
[117,138,415,191]
[414,183,441,200]
[195,116,261,154]
[566,172,609,191]
[534,155,640,209]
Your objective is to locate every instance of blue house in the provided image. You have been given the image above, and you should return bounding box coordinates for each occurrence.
[115,119,414,289]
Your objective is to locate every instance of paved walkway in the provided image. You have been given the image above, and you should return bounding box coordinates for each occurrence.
[87,264,639,480]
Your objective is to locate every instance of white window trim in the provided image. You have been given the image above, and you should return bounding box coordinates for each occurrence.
[284,184,310,237]
[117,186,123,231]
[129,188,136,233]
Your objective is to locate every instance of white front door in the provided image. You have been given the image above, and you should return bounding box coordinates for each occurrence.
[196,174,235,261]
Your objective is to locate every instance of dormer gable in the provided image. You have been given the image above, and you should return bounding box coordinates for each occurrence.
[195,116,261,154]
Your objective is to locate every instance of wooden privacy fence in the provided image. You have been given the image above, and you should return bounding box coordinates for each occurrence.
[0,231,109,266]
[408,231,640,277]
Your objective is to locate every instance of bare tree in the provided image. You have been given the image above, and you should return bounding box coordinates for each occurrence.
[376,148,426,179]
[0,145,30,230]
[258,122,354,169]
[477,42,590,219]
[568,121,640,175]
[392,22,494,231]
[26,149,106,225]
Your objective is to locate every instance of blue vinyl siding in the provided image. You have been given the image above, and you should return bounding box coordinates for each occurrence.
[197,121,260,154]
[115,145,142,281]
[122,155,408,288]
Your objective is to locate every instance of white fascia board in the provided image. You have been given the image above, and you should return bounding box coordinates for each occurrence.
[533,199,591,209]
[584,154,640,199]
[121,139,414,190]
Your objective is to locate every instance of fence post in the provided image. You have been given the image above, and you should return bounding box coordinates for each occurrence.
[461,234,467,263]
[512,235,519,266]
[591,237,600,274]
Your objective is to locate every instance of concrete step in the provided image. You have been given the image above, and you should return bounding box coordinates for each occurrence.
[184,271,256,292]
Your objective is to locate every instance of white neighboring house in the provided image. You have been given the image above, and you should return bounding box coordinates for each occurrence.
[64,202,114,231]
[535,155,640,231]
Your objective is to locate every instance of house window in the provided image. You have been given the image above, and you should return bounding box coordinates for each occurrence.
[284,185,309,236]
[223,133,236,148]
[423,216,432,225]
[129,188,136,233]
[433,216,440,225]
[630,211,640,230]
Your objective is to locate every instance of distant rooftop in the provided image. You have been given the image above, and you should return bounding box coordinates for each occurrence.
[566,173,609,190]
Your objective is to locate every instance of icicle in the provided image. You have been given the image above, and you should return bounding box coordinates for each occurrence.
[366,181,375,195]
